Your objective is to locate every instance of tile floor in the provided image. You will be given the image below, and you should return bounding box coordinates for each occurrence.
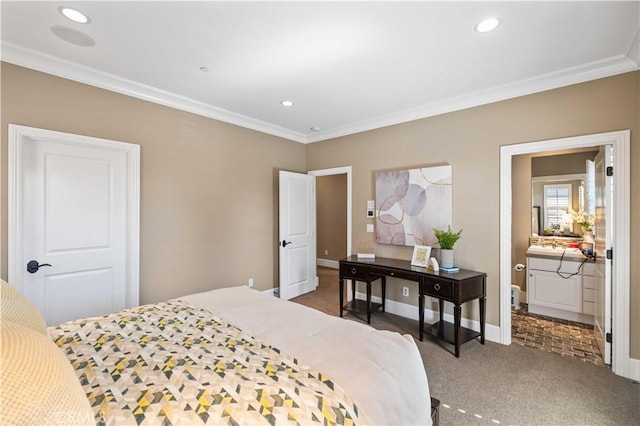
[511,304,604,366]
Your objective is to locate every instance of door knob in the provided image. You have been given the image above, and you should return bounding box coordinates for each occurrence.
[26,260,52,274]
[282,240,293,247]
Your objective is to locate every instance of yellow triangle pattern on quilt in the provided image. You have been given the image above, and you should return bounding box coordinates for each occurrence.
[51,300,360,425]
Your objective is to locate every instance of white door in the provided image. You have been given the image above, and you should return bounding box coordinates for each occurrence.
[9,125,140,325]
[278,171,316,300]
[594,145,612,365]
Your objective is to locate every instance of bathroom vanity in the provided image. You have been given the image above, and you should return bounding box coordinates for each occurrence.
[526,245,595,324]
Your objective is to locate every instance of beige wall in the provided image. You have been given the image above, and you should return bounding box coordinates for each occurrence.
[531,151,598,176]
[316,174,347,261]
[2,63,638,359]
[307,71,640,358]
[1,63,307,303]
[512,154,532,291]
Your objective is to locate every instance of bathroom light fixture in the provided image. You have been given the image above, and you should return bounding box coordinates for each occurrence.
[280,100,294,107]
[475,17,499,33]
[59,7,90,24]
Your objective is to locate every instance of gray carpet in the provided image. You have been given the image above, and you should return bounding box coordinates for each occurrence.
[292,268,640,425]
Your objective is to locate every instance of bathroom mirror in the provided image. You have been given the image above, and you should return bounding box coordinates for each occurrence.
[531,174,585,236]
[530,150,598,237]
[531,206,541,235]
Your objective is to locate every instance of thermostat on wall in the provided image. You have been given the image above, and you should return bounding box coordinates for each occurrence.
[366,200,375,218]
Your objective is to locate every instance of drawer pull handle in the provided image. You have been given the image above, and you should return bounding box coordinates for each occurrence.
[390,272,395,276]
[351,268,357,274]
[434,283,441,291]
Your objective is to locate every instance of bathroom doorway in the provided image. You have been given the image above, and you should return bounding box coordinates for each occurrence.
[499,130,632,379]
[511,148,603,365]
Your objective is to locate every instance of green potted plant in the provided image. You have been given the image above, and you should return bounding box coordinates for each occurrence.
[433,225,462,268]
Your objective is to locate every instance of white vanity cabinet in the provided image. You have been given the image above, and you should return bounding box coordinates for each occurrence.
[526,256,593,324]
[528,257,582,312]
[582,262,600,316]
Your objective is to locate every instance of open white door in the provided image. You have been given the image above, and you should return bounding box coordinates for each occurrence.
[278,171,316,300]
[594,145,612,365]
[9,125,140,325]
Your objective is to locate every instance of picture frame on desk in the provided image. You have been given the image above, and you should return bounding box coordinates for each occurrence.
[411,245,431,267]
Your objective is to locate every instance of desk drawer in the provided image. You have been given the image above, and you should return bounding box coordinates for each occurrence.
[340,263,369,280]
[423,279,454,299]
[376,267,418,281]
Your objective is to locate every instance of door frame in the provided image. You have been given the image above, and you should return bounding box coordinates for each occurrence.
[8,124,140,308]
[308,166,353,266]
[499,130,632,379]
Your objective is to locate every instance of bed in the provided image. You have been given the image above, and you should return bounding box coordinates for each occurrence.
[1,282,435,425]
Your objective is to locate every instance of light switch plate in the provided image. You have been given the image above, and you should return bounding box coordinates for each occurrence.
[366,223,374,233]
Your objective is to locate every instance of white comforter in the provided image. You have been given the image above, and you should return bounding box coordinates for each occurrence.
[181,286,431,425]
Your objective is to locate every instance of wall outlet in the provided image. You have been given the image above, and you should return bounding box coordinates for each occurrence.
[248,278,254,288]
[402,286,409,297]
[324,249,329,255]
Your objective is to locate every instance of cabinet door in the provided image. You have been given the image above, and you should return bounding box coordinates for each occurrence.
[528,270,582,313]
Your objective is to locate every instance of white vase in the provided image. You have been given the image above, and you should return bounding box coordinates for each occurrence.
[440,249,454,268]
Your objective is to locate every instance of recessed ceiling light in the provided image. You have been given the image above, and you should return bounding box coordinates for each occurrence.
[475,17,499,33]
[59,7,90,24]
[199,66,209,72]
[281,100,294,107]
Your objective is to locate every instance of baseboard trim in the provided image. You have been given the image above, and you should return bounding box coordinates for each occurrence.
[354,291,501,343]
[317,258,339,269]
[628,357,640,382]
[263,288,277,297]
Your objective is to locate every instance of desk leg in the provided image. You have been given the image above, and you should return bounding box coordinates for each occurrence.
[366,281,372,324]
[351,279,356,301]
[480,295,486,345]
[438,299,444,336]
[339,278,344,318]
[419,280,424,341]
[454,304,461,358]
[381,277,386,313]
[480,276,486,344]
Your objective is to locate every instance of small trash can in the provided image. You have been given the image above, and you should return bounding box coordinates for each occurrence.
[511,285,521,309]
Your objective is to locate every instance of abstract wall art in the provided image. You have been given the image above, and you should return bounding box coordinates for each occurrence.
[375,165,452,246]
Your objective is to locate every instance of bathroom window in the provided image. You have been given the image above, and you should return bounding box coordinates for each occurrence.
[543,184,572,229]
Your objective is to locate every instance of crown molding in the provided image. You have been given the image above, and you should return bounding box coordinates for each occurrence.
[626,29,640,65]
[304,54,639,143]
[2,42,637,145]
[1,42,307,143]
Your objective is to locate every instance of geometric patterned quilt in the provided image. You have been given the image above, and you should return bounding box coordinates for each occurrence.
[50,300,360,426]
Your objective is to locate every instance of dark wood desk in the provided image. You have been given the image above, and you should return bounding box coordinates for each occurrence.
[339,255,487,357]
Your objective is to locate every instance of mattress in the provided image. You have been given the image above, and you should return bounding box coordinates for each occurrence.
[181,286,431,425]
[50,286,431,425]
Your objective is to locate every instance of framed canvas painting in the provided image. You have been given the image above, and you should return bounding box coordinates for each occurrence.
[375,165,452,246]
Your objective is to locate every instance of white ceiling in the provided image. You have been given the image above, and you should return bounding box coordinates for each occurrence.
[2,1,639,143]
